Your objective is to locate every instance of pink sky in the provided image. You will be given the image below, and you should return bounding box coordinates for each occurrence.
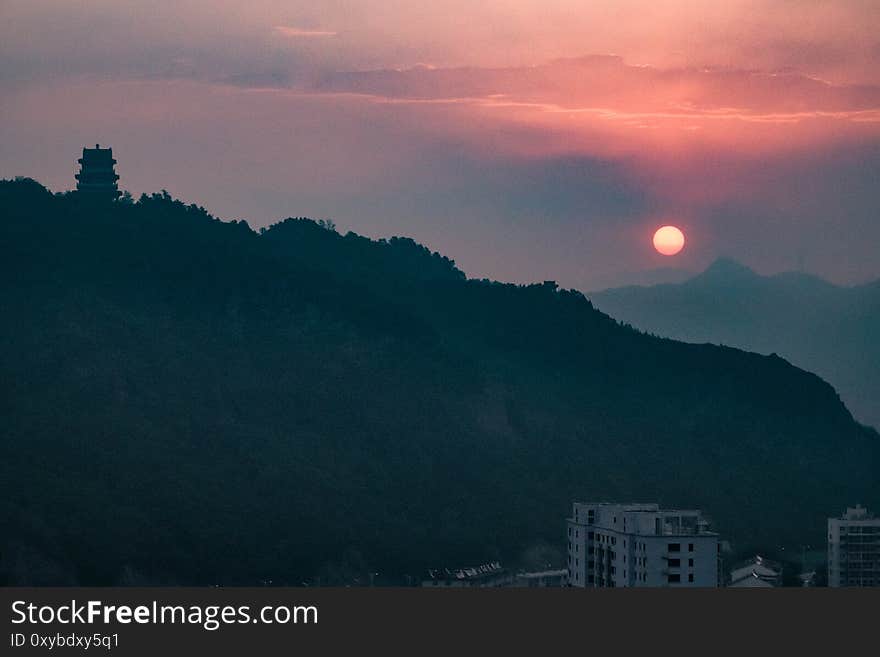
[2,1,879,288]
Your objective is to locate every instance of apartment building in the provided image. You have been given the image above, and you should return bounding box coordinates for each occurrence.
[828,505,880,587]
[567,502,720,587]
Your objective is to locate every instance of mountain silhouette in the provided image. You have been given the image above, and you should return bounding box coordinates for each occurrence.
[591,258,880,429]
[1,179,877,585]
[691,257,761,284]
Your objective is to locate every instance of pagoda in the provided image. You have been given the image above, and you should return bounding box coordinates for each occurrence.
[75,144,121,199]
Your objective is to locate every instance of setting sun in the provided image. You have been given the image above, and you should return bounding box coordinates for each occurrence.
[653,225,685,256]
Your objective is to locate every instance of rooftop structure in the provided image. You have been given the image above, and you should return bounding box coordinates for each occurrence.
[421,561,513,587]
[514,569,567,588]
[729,555,782,587]
[75,144,120,199]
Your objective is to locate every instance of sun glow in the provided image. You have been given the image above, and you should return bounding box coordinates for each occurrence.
[653,225,685,256]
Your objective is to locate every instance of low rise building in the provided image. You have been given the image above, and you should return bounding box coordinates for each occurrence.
[421,561,514,587]
[729,555,782,587]
[514,569,566,588]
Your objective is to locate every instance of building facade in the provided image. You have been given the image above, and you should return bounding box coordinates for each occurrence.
[828,505,880,587]
[75,144,120,199]
[567,502,720,587]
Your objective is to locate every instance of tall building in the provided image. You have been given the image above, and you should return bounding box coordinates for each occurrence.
[828,505,880,587]
[75,144,120,199]
[566,502,720,587]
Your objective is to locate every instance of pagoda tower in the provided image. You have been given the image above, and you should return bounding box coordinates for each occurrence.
[75,144,121,199]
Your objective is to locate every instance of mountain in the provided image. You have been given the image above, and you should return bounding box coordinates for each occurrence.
[1,179,878,585]
[591,258,880,429]
[588,266,694,291]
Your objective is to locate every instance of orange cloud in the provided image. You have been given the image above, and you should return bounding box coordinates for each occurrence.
[305,55,880,167]
[273,26,337,38]
[315,56,880,120]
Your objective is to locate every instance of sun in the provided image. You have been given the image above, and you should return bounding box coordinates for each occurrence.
[653,225,685,256]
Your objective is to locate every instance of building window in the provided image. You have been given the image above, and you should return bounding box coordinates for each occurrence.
[688,574,694,583]
[668,543,681,552]
[588,575,594,584]
[588,532,594,540]
[688,543,694,552]
[668,558,680,567]
[688,558,694,567]
[668,574,681,583]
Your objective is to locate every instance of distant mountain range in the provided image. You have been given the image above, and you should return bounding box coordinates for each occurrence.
[586,266,695,291]
[591,258,880,429]
[1,179,878,584]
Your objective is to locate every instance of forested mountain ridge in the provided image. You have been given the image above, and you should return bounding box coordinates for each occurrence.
[1,179,877,585]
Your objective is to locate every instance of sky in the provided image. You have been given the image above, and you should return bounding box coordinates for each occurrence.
[1,1,879,290]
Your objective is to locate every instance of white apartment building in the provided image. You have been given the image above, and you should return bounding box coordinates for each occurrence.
[566,502,720,587]
[828,505,880,587]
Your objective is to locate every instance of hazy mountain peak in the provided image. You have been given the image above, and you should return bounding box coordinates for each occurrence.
[590,252,879,429]
[694,257,759,284]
